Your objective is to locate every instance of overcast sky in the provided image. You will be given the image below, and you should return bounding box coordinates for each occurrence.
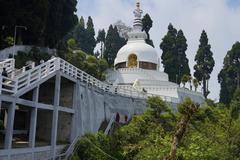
[76,0,240,101]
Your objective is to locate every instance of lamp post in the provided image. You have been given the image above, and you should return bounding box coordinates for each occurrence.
[13,25,27,57]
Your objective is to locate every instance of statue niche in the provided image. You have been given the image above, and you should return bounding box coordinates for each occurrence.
[128,54,138,68]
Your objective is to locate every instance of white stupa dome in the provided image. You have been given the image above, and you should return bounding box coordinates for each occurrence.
[114,2,159,70]
[114,40,158,65]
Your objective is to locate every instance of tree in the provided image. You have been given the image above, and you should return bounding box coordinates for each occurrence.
[194,30,215,98]
[74,16,87,51]
[176,30,191,84]
[45,0,78,47]
[181,75,189,88]
[164,98,199,160]
[142,13,154,47]
[84,16,96,54]
[193,78,199,92]
[15,47,51,68]
[0,0,78,48]
[97,29,106,58]
[104,25,126,65]
[218,42,240,104]
[160,24,190,84]
[67,38,77,50]
[0,0,50,46]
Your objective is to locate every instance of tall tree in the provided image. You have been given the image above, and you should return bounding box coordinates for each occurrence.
[75,16,87,51]
[176,30,191,84]
[142,13,154,47]
[84,16,96,54]
[97,29,106,58]
[194,30,215,98]
[104,25,126,65]
[0,0,50,46]
[218,42,240,104]
[45,0,78,48]
[160,24,190,84]
[160,24,178,83]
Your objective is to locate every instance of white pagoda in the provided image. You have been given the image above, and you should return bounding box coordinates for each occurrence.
[106,2,204,105]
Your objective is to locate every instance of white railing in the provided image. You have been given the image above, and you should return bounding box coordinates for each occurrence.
[55,135,81,160]
[0,57,184,102]
[104,113,116,135]
[0,58,15,78]
[0,58,146,99]
[0,58,59,94]
[59,58,146,99]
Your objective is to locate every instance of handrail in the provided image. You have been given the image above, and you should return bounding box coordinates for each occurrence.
[56,134,82,160]
[0,57,182,101]
[104,113,116,135]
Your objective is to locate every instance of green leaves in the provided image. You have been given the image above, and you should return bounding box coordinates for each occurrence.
[160,24,190,84]
[219,42,240,104]
[70,97,240,160]
[142,13,154,47]
[104,25,126,66]
[66,50,108,80]
[194,30,215,98]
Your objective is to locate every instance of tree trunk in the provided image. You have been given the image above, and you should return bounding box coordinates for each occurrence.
[203,77,207,98]
[100,42,103,59]
[164,104,198,160]
[164,116,190,160]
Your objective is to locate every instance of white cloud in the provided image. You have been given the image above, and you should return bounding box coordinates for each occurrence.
[77,0,240,101]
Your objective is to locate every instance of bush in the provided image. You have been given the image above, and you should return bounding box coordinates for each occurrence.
[15,47,51,68]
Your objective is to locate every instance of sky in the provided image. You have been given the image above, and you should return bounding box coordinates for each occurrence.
[76,0,240,101]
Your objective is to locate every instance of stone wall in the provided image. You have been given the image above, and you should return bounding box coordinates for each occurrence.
[71,81,147,138]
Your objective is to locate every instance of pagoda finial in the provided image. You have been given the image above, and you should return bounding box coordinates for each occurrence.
[133,1,143,31]
[136,1,140,9]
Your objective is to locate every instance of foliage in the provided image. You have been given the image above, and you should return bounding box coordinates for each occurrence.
[0,0,78,48]
[181,74,189,88]
[70,97,240,160]
[160,24,190,84]
[3,36,14,46]
[74,16,87,52]
[66,49,108,80]
[104,25,126,66]
[67,38,77,50]
[85,16,96,55]
[192,78,199,91]
[218,41,240,104]
[14,47,51,68]
[70,132,121,160]
[142,13,154,47]
[97,29,106,58]
[194,30,215,98]
[64,16,96,55]
[45,0,78,47]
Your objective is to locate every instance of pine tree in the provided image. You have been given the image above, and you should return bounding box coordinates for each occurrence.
[160,24,178,83]
[97,29,106,58]
[0,0,78,48]
[194,30,215,98]
[104,25,126,65]
[176,30,191,84]
[45,0,78,47]
[218,41,240,104]
[142,13,154,47]
[75,16,87,51]
[85,16,96,54]
[160,24,190,84]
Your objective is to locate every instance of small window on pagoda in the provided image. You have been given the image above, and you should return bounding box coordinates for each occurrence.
[128,54,137,68]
